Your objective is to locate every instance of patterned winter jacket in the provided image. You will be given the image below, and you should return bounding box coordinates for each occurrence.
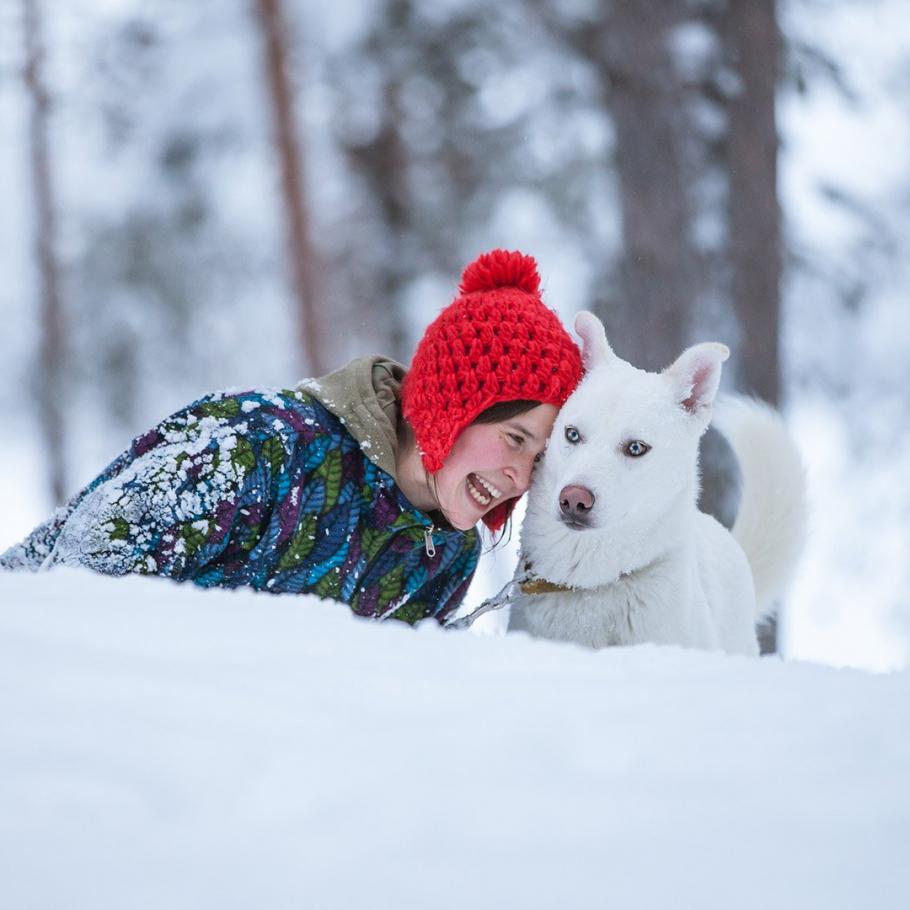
[0,358,481,625]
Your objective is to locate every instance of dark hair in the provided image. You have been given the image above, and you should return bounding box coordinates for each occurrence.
[471,399,541,426]
[472,399,542,548]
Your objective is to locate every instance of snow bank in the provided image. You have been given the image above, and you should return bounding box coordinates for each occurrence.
[1,569,908,909]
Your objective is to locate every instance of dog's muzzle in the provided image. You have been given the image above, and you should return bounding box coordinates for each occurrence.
[559,484,595,530]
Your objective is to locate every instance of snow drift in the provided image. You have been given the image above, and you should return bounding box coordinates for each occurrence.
[1,569,908,909]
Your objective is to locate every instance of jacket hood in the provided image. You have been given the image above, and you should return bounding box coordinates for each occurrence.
[297,355,405,479]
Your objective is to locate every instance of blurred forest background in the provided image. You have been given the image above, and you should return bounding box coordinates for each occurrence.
[1,0,907,669]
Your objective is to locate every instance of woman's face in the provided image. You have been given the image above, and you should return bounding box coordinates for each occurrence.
[432,403,559,531]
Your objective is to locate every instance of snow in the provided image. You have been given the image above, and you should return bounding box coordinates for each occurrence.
[2,568,908,909]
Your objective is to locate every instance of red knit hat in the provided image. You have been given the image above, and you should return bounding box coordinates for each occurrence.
[401,249,583,531]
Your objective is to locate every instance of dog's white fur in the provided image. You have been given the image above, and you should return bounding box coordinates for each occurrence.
[508,312,807,656]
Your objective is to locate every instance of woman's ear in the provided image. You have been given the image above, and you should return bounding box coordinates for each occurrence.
[574,311,614,371]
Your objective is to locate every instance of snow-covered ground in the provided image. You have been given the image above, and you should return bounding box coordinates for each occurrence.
[2,568,908,910]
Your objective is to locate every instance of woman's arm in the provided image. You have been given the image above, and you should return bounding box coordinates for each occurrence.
[35,390,319,582]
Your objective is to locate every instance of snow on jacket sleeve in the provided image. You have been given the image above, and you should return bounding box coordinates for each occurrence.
[1,390,314,580]
[0,392,328,583]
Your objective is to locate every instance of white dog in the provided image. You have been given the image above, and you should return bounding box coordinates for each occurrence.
[507,312,807,656]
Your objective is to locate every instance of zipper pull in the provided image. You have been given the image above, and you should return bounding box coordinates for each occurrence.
[423,525,436,558]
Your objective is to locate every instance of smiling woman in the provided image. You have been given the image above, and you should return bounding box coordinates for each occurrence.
[398,400,559,532]
[0,250,582,625]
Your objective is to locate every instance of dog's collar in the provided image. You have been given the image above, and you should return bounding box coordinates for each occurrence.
[519,577,575,596]
[519,559,575,596]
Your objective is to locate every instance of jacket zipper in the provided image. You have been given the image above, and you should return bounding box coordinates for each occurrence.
[423,524,436,558]
[360,521,437,595]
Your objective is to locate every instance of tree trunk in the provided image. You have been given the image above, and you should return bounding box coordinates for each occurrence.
[377,62,415,364]
[23,0,67,506]
[252,0,325,375]
[358,71,412,363]
[725,0,782,405]
[336,0,420,364]
[724,0,782,653]
[597,0,696,371]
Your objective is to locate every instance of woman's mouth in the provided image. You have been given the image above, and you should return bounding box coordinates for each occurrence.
[466,473,502,508]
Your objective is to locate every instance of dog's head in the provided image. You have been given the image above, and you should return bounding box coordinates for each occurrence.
[521,311,729,587]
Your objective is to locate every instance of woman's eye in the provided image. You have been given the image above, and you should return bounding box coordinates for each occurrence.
[624,440,651,458]
[565,426,582,445]
[508,433,525,447]
[533,451,543,464]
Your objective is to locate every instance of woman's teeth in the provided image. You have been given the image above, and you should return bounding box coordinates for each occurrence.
[467,474,501,507]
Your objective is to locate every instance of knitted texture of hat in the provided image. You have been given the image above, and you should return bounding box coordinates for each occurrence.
[401,249,583,531]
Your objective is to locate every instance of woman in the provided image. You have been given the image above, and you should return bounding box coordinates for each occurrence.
[1,249,583,624]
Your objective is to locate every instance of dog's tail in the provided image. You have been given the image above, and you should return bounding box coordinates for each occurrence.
[712,397,808,619]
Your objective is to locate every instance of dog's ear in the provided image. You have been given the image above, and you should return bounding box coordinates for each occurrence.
[665,343,730,419]
[574,311,613,370]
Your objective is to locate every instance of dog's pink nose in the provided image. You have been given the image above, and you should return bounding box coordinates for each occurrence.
[560,484,595,516]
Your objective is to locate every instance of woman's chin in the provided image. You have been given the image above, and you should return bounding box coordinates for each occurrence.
[447,512,480,532]
[437,482,494,531]
[446,499,486,531]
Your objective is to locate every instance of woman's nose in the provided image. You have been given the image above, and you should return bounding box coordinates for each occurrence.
[508,453,537,493]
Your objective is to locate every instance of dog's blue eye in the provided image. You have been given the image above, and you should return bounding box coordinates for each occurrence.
[624,440,651,458]
[565,426,582,444]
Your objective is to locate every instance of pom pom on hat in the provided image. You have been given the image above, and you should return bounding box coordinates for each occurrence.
[401,248,583,532]
[459,249,541,296]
